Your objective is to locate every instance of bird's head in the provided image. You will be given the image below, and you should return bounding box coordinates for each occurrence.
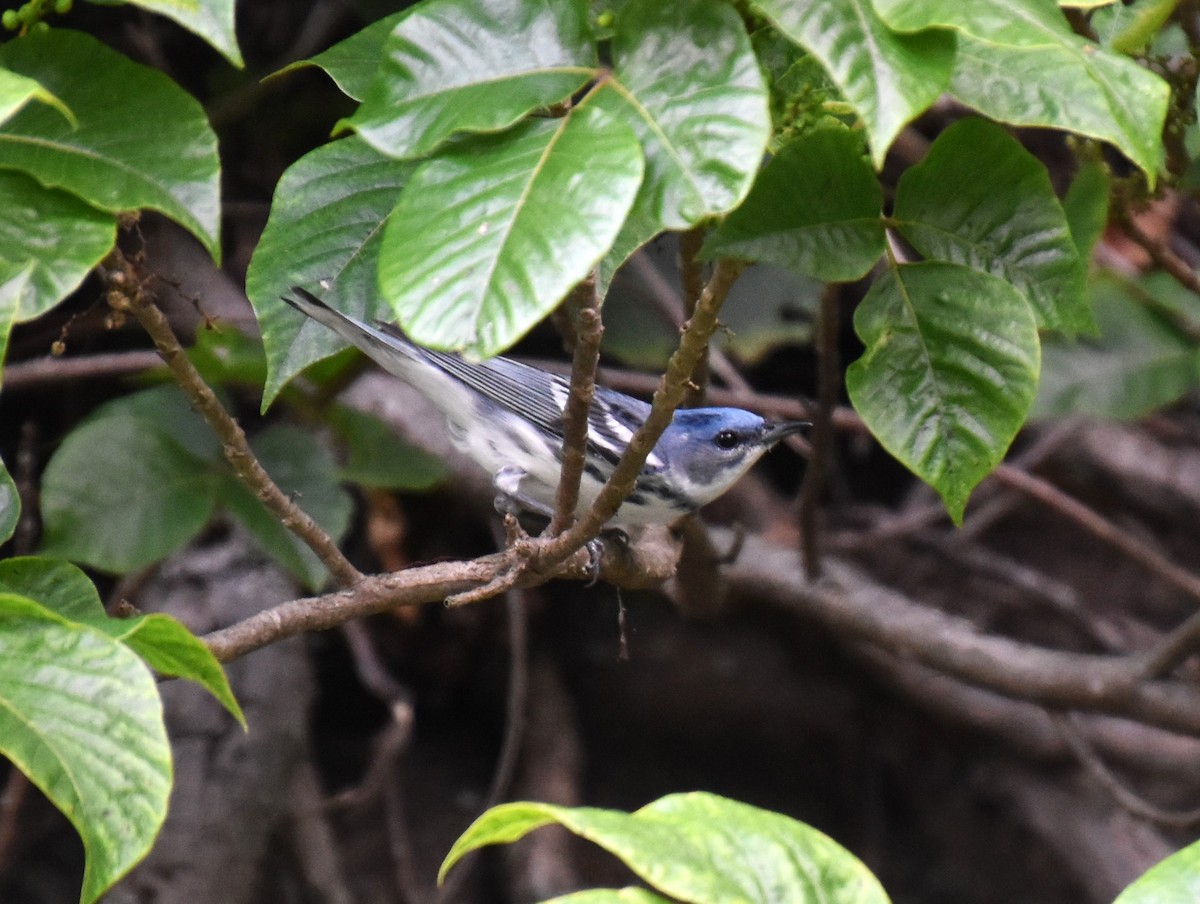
[656,407,808,507]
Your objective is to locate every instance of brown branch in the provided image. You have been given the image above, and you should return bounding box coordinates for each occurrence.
[1054,712,1200,828]
[993,463,1200,611]
[103,250,363,589]
[549,274,602,535]
[677,226,708,405]
[798,283,839,577]
[724,533,1200,737]
[1138,608,1200,679]
[530,258,747,572]
[2,349,163,391]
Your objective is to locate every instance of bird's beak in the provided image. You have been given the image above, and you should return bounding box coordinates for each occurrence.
[761,419,810,447]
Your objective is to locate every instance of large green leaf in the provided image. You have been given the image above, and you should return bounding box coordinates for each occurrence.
[0,556,244,725]
[0,66,72,127]
[702,127,884,282]
[283,10,410,101]
[114,0,243,67]
[756,0,954,169]
[0,456,16,545]
[1035,274,1200,419]
[592,0,770,284]
[343,0,598,160]
[0,30,221,259]
[873,0,1169,184]
[440,792,889,903]
[892,118,1089,333]
[1114,839,1200,903]
[378,103,643,356]
[846,262,1041,523]
[39,411,221,572]
[246,135,415,407]
[0,169,116,320]
[39,387,352,588]
[0,593,171,904]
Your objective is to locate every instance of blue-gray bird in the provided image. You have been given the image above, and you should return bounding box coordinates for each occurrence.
[283,288,807,527]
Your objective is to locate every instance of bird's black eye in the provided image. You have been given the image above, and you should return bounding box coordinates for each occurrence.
[714,429,739,450]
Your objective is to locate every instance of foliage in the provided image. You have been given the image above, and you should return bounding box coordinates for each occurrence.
[0,0,1193,899]
[441,792,891,903]
[1113,837,1200,902]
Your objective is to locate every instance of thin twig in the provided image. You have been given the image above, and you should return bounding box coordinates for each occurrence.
[531,258,748,572]
[1116,202,1200,319]
[993,464,1200,610]
[550,274,603,535]
[103,248,363,589]
[677,226,708,405]
[798,283,839,578]
[2,349,163,391]
[1138,609,1200,679]
[1054,712,1200,828]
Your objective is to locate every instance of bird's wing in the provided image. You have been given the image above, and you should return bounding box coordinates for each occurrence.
[374,324,657,464]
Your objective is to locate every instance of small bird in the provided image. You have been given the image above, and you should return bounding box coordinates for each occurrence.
[283,287,808,527]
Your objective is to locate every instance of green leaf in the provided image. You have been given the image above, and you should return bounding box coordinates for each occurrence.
[0,66,73,127]
[846,262,1041,523]
[342,0,598,160]
[0,260,34,378]
[0,30,222,259]
[592,0,770,284]
[328,404,449,490]
[0,593,171,904]
[892,118,1089,333]
[218,425,353,590]
[0,456,16,545]
[116,0,243,67]
[185,325,268,389]
[872,0,1169,184]
[283,10,410,101]
[0,556,244,726]
[440,792,889,903]
[1062,161,1110,264]
[1091,0,1178,54]
[702,127,884,282]
[40,385,351,587]
[544,890,673,903]
[603,258,818,369]
[1035,273,1200,419]
[379,103,643,357]
[40,412,221,572]
[1114,838,1200,903]
[0,169,116,321]
[245,136,415,408]
[756,0,954,169]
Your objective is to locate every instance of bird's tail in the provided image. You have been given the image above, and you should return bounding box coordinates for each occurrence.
[282,286,423,377]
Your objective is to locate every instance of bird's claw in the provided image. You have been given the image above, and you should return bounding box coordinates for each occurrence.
[584,538,604,586]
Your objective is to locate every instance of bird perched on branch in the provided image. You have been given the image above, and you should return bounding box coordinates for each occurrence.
[283,287,807,527]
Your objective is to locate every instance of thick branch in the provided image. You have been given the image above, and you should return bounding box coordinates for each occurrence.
[724,535,1200,737]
